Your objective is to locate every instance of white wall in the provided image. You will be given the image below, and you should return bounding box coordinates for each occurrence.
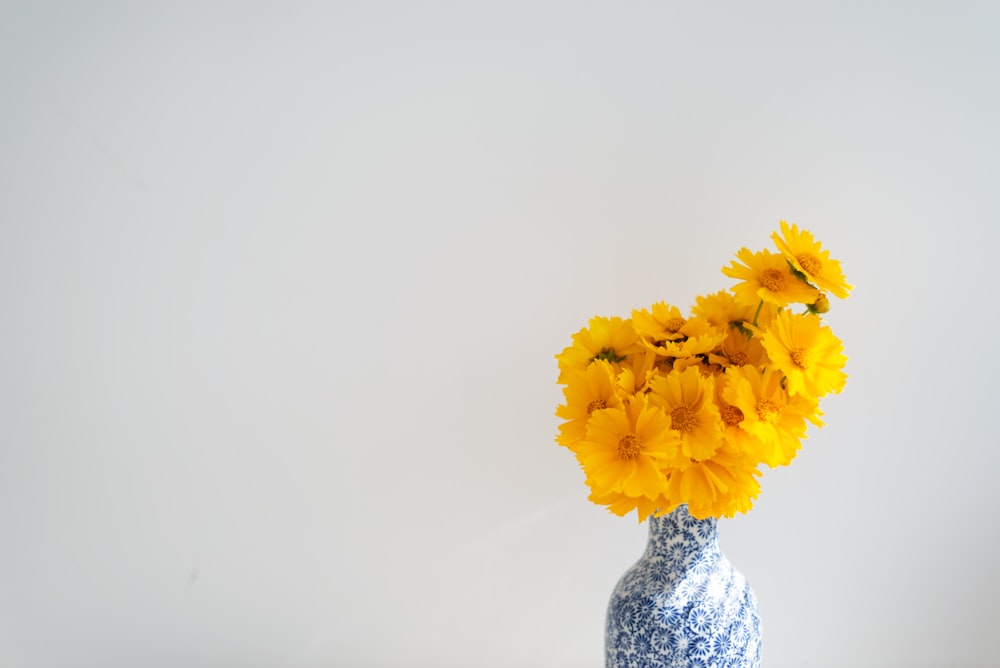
[2,2,999,667]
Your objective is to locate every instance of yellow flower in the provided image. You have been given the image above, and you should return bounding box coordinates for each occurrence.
[640,315,727,360]
[576,394,674,499]
[772,220,853,299]
[632,302,689,342]
[692,290,775,330]
[759,310,848,398]
[618,349,660,395]
[722,365,822,467]
[556,316,646,384]
[722,248,819,308]
[713,372,762,454]
[555,360,622,450]
[663,442,761,519]
[707,328,770,370]
[648,367,723,464]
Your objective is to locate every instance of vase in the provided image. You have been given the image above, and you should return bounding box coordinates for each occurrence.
[605,505,762,668]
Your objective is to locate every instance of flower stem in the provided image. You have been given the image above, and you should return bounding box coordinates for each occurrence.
[752,300,763,327]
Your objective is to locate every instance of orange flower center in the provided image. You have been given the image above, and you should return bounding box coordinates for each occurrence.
[617,434,641,460]
[670,406,697,432]
[791,347,812,369]
[797,252,822,277]
[756,398,780,423]
[729,351,749,366]
[586,398,607,415]
[720,404,744,427]
[665,317,686,333]
[759,268,786,292]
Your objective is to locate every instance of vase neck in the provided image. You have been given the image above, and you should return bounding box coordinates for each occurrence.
[644,505,719,561]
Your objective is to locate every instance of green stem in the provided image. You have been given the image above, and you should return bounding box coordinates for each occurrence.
[752,300,763,327]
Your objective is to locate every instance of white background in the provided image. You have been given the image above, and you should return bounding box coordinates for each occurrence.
[2,2,999,667]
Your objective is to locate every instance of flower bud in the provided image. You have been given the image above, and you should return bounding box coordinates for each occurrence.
[808,293,830,314]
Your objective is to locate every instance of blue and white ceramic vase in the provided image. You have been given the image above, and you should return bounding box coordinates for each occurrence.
[605,505,762,668]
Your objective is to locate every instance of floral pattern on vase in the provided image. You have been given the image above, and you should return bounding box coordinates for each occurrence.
[605,505,761,668]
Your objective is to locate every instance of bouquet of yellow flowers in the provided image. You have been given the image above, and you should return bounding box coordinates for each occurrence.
[554,222,851,520]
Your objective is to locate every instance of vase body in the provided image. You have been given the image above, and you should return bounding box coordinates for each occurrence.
[605,505,761,668]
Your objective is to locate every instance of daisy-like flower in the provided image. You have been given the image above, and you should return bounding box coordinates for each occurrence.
[618,349,659,395]
[648,367,723,465]
[663,442,761,519]
[722,248,819,308]
[556,316,646,384]
[760,310,848,399]
[632,302,689,342]
[722,365,822,468]
[555,360,623,450]
[640,316,727,360]
[707,328,769,370]
[713,373,761,454]
[576,393,675,499]
[692,290,775,330]
[772,220,853,299]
